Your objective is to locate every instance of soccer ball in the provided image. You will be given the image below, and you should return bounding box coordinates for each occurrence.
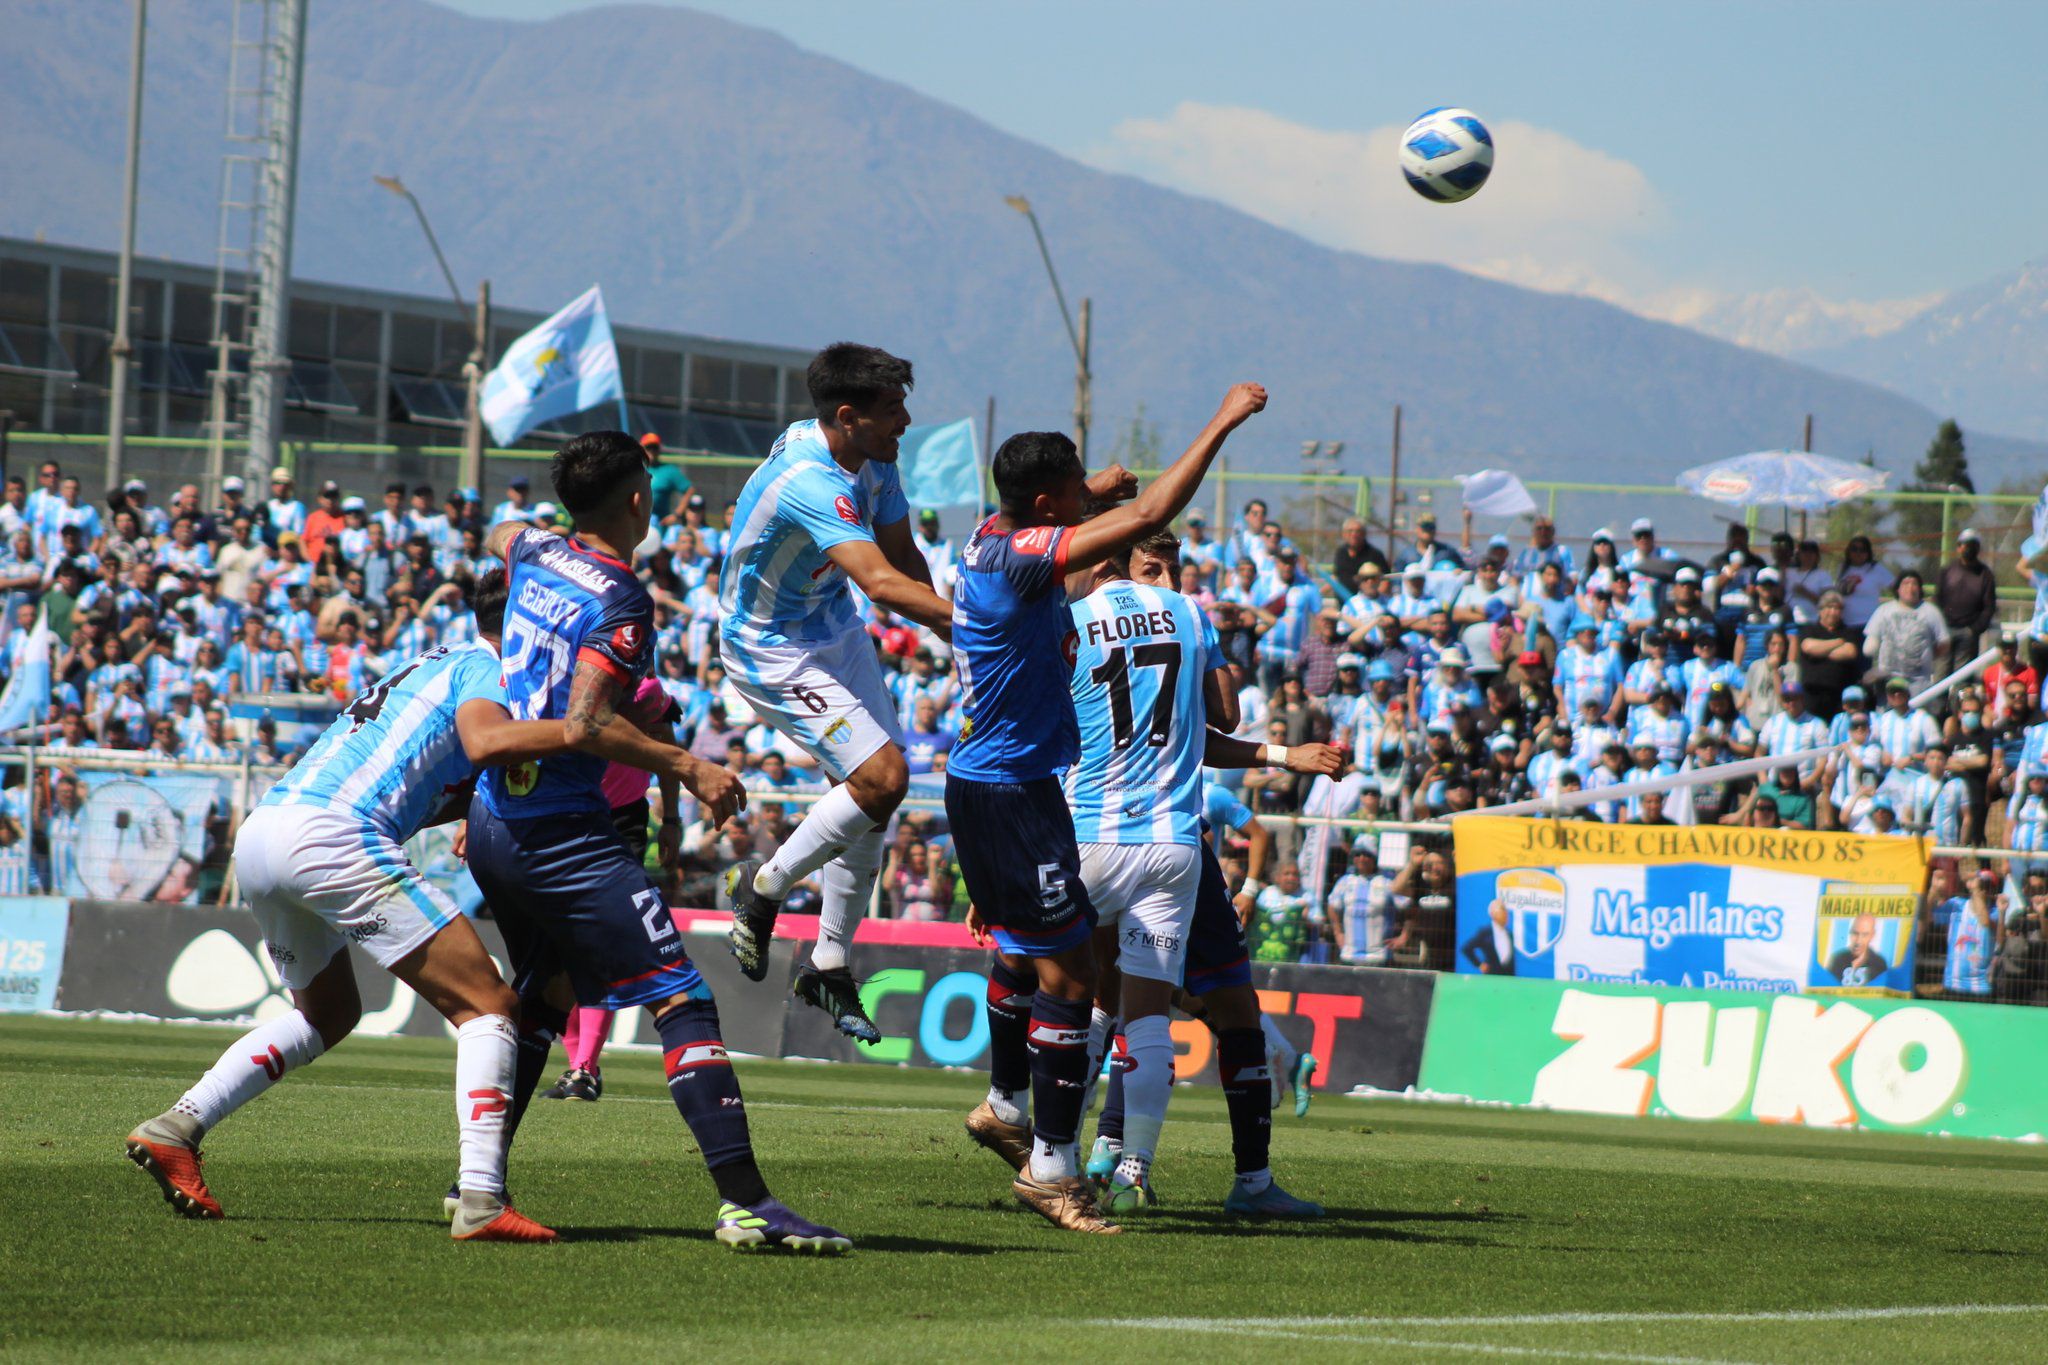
[1398,107,1494,203]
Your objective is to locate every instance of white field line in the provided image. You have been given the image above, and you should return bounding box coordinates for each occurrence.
[1099,1302,2048,1332]
[1126,1324,1742,1365]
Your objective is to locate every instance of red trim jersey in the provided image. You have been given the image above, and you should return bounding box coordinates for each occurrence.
[947,517,1079,783]
[480,529,653,819]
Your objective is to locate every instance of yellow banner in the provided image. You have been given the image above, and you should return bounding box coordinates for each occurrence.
[1451,815,1927,886]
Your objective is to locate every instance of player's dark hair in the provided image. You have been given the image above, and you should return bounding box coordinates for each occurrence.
[1133,528,1181,570]
[807,342,914,422]
[473,568,509,637]
[993,431,1083,513]
[551,430,644,515]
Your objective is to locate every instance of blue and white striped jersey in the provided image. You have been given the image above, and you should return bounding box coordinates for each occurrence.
[1066,582,1225,848]
[1202,780,1254,836]
[718,420,910,653]
[263,641,505,841]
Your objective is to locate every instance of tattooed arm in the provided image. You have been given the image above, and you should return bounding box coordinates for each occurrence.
[563,661,745,824]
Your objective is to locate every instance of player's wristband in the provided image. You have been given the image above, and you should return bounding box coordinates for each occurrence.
[1263,744,1289,767]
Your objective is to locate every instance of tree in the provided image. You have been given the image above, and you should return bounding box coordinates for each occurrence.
[1896,419,1971,573]
[1107,405,1163,471]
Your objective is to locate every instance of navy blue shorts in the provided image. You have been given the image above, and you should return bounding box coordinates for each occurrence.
[944,774,1096,957]
[467,794,707,1011]
[1183,841,1252,996]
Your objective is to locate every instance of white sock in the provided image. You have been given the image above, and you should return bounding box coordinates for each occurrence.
[809,828,883,973]
[1262,1013,1296,1108]
[1078,1008,1117,1117]
[754,784,877,900]
[454,1014,518,1196]
[1261,1012,1297,1071]
[986,1083,1027,1128]
[1029,1138,1078,1183]
[172,1009,325,1133]
[1236,1166,1274,1195]
[1118,1014,1174,1172]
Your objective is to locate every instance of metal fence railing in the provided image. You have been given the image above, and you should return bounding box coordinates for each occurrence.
[5,743,2039,1005]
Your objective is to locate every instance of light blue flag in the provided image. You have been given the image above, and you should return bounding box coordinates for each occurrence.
[0,607,52,736]
[2027,481,2048,559]
[896,418,981,508]
[479,285,627,446]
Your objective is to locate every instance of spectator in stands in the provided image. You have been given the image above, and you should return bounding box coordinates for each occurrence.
[1390,845,1456,969]
[1250,861,1319,964]
[1834,535,1894,632]
[887,838,949,922]
[1511,516,1575,587]
[1984,637,2037,720]
[1330,517,1387,593]
[903,697,953,775]
[1795,591,1860,719]
[1742,630,1793,728]
[1863,571,1948,693]
[1943,870,1999,998]
[1937,529,1998,664]
[1401,515,1464,573]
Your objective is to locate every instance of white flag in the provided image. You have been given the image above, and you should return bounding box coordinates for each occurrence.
[1457,469,1537,518]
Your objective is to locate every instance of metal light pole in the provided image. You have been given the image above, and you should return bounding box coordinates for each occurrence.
[106,0,148,488]
[375,175,489,493]
[1003,195,1091,463]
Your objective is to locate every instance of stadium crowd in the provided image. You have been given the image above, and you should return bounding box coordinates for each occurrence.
[1,441,2045,1001]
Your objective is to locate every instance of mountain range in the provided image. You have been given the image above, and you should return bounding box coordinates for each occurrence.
[3,0,2041,505]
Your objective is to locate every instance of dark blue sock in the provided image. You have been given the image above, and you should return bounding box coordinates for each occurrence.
[985,958,1033,1101]
[1098,1032,1128,1144]
[1026,991,1092,1148]
[1219,1027,1272,1175]
[506,1000,567,1145]
[655,998,770,1207]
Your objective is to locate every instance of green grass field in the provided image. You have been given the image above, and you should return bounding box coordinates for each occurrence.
[5,1014,2048,1362]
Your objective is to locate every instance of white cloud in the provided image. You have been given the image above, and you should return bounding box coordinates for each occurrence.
[1088,102,1666,290]
[1086,103,1938,355]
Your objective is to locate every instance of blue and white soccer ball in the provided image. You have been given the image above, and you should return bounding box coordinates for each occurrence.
[1398,107,1494,203]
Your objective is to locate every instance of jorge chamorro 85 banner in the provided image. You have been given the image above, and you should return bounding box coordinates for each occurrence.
[1451,817,1926,997]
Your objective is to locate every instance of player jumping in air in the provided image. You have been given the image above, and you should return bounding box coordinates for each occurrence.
[948,382,1265,1233]
[125,573,598,1241]
[466,431,850,1254]
[718,343,955,1045]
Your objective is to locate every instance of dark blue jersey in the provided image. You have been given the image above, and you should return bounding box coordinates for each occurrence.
[480,528,653,820]
[947,517,1079,783]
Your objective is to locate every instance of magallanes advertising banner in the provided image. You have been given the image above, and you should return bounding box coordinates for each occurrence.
[1451,816,1927,997]
[1418,974,2048,1140]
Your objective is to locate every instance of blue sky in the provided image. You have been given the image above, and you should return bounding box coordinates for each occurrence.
[446,0,2048,336]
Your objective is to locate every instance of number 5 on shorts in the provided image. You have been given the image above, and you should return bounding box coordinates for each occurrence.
[637,888,675,943]
[1037,863,1068,910]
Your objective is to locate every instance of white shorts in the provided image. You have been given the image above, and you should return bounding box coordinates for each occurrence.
[723,630,906,783]
[1079,841,1202,985]
[233,803,460,990]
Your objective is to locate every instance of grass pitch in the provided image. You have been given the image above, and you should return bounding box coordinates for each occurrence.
[4,1015,2048,1363]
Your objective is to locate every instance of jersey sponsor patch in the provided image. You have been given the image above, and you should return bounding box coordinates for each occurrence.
[611,622,645,659]
[1012,525,1058,556]
[834,494,862,526]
